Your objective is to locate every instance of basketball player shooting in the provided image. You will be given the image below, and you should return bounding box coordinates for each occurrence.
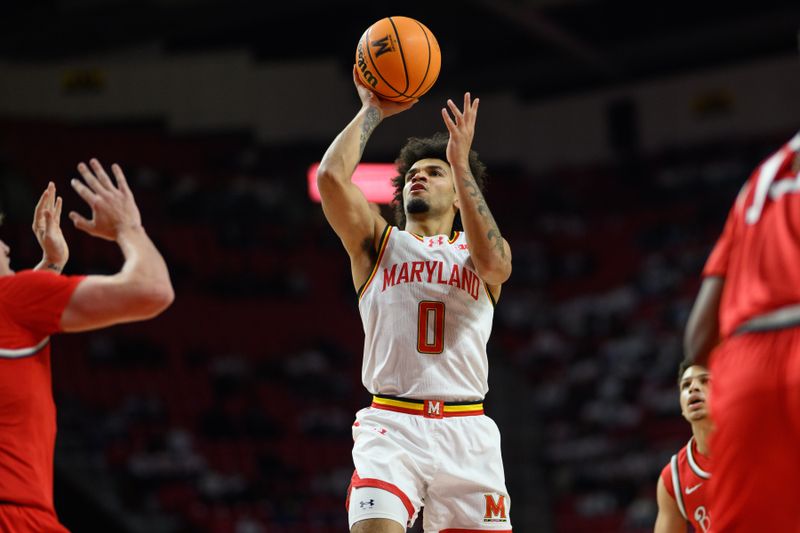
[0,160,174,532]
[316,68,513,533]
[654,361,712,533]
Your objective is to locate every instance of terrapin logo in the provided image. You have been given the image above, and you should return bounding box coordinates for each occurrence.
[370,35,396,58]
[356,42,378,88]
[483,494,508,523]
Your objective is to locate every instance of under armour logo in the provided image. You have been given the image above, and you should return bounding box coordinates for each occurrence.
[360,499,375,509]
[427,236,445,247]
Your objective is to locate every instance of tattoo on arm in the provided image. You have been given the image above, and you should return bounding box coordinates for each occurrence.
[461,172,507,260]
[359,108,381,156]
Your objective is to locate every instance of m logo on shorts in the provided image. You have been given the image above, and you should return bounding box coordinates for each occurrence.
[484,494,508,522]
[424,400,443,419]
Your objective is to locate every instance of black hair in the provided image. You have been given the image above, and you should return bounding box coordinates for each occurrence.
[391,132,487,228]
[677,359,707,387]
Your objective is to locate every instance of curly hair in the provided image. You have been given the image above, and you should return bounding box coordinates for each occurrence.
[391,132,487,229]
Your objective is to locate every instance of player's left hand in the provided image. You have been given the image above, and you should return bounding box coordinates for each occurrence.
[32,181,69,271]
[442,92,479,169]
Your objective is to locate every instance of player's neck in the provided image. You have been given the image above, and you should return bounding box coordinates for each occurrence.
[691,420,712,457]
[405,217,454,238]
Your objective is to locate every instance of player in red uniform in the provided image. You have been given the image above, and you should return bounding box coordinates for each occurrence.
[0,159,174,532]
[654,362,712,533]
[684,132,800,531]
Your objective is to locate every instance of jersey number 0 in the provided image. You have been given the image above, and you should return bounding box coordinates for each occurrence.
[417,301,445,354]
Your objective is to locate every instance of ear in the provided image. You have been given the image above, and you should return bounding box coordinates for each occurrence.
[453,196,460,211]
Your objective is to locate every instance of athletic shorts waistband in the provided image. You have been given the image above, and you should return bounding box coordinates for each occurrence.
[735,303,800,335]
[371,394,484,418]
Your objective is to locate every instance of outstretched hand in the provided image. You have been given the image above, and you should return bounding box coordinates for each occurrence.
[352,65,418,119]
[69,159,142,241]
[441,92,479,169]
[32,182,69,270]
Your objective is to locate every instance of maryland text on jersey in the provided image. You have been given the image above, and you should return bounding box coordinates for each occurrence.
[381,260,482,300]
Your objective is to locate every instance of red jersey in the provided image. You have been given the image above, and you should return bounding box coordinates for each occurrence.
[703,133,800,337]
[0,270,83,513]
[660,437,712,533]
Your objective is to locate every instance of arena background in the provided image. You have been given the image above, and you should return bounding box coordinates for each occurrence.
[1,1,800,531]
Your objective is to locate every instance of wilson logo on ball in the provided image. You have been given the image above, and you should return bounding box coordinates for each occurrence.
[355,16,441,102]
[356,42,379,88]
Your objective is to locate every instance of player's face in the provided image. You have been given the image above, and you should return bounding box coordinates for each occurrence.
[0,239,11,276]
[402,158,458,218]
[679,365,711,423]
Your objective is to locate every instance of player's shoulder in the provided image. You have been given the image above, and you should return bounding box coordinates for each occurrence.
[8,269,60,281]
[0,270,83,300]
[659,459,672,481]
[659,445,687,478]
[0,270,49,292]
[3,269,67,287]
[660,443,690,492]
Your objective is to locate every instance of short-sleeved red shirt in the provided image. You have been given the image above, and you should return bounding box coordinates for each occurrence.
[0,270,84,511]
[703,134,800,337]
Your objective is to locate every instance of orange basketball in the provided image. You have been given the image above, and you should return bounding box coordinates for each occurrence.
[355,16,441,103]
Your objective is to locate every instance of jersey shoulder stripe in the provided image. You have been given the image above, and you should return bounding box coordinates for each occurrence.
[0,337,50,359]
[670,453,688,520]
[686,437,711,479]
[358,225,393,300]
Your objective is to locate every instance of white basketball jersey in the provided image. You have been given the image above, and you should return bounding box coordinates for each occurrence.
[357,226,496,401]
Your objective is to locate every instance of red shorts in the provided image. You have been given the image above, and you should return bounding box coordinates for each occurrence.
[0,504,68,533]
[709,327,800,532]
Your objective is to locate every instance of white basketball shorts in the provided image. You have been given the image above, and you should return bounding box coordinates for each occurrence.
[346,396,512,532]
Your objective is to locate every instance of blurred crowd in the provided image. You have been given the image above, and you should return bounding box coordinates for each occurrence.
[0,118,784,532]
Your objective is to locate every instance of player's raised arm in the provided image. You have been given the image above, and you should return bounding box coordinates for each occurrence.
[60,159,174,332]
[31,182,69,274]
[441,92,512,288]
[654,476,687,533]
[316,67,416,262]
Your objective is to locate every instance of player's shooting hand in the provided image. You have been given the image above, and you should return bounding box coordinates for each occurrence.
[69,159,142,241]
[353,65,417,119]
[442,92,479,169]
[32,181,69,271]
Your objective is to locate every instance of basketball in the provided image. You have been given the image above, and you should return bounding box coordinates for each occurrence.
[355,16,441,103]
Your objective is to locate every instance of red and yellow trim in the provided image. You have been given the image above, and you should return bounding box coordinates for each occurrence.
[439,528,511,533]
[358,225,393,300]
[371,395,484,417]
[347,470,415,521]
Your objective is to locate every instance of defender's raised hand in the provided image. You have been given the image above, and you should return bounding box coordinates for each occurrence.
[441,92,480,168]
[32,182,68,272]
[69,159,142,241]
